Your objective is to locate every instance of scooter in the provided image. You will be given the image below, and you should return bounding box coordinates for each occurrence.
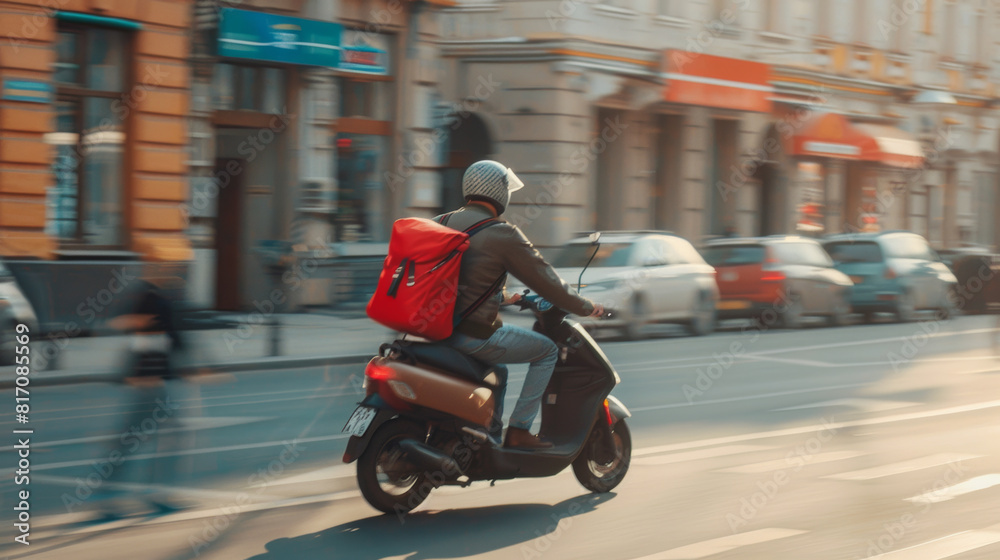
[342,237,631,514]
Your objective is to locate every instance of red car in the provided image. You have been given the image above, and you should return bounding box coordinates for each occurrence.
[701,236,854,328]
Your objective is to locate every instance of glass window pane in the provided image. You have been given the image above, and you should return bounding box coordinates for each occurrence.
[335,134,388,241]
[47,100,81,238]
[54,31,81,86]
[236,66,256,110]
[260,67,286,114]
[212,63,236,110]
[85,29,125,91]
[339,80,392,120]
[80,97,124,245]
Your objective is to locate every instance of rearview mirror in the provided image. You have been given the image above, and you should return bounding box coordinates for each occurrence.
[589,232,601,245]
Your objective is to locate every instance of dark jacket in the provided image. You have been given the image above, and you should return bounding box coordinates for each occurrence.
[437,204,595,339]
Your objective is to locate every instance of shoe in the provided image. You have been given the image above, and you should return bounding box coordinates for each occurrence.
[503,427,554,449]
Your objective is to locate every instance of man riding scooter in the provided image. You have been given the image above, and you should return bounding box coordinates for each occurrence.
[437,160,605,449]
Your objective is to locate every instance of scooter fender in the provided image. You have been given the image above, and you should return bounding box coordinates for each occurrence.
[607,395,631,422]
[342,394,398,464]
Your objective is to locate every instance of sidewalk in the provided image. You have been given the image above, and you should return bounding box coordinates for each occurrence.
[1,312,398,388]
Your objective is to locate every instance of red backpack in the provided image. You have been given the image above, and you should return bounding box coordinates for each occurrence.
[366,214,504,340]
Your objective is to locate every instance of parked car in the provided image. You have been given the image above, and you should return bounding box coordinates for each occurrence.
[0,260,39,365]
[934,247,998,315]
[822,231,957,322]
[509,231,719,339]
[701,236,854,328]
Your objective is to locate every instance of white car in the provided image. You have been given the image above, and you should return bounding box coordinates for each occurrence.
[511,231,719,339]
[0,260,38,365]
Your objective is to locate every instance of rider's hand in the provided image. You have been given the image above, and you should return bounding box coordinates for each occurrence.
[503,293,523,305]
[588,304,605,318]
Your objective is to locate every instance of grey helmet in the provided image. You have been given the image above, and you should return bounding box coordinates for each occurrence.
[461,160,524,214]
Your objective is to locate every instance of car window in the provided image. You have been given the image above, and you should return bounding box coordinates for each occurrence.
[553,242,634,268]
[701,244,766,266]
[770,242,833,267]
[664,237,706,265]
[882,235,934,260]
[824,241,883,264]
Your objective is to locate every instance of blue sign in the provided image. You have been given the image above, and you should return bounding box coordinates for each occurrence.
[2,79,52,103]
[218,8,342,67]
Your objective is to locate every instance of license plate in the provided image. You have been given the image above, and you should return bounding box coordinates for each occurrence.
[850,276,864,284]
[342,406,377,437]
[716,300,751,310]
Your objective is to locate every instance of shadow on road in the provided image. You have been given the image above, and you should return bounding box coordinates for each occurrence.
[246,493,615,560]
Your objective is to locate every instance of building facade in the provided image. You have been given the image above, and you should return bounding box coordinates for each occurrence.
[421,0,1000,254]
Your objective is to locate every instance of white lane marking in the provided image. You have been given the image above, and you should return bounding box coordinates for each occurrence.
[827,454,982,481]
[773,399,919,413]
[31,475,283,503]
[34,490,363,537]
[631,398,1000,455]
[251,464,355,488]
[629,528,806,559]
[0,416,272,451]
[870,529,1000,560]
[630,383,869,412]
[743,355,832,367]
[633,444,771,464]
[906,474,1000,504]
[750,327,1000,356]
[33,432,350,471]
[717,450,865,474]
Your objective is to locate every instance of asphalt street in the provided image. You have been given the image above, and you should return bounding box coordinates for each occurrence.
[2,313,1000,559]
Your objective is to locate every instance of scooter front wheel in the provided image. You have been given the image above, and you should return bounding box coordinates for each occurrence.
[357,419,430,514]
[572,419,631,493]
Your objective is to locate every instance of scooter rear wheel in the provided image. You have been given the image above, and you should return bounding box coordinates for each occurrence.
[357,420,430,515]
[572,420,631,493]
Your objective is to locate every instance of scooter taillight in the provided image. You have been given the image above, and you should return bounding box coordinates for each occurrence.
[366,362,394,380]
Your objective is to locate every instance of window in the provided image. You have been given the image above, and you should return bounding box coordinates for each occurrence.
[943,0,958,57]
[701,244,766,266]
[886,0,913,52]
[553,243,635,268]
[340,79,392,121]
[824,241,884,264]
[956,0,975,60]
[658,0,686,18]
[663,238,707,265]
[764,0,788,33]
[46,26,127,245]
[212,63,287,113]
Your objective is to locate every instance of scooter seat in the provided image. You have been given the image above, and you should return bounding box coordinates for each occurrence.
[387,340,497,385]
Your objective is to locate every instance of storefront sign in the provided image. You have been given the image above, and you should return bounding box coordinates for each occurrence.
[662,51,772,113]
[802,141,862,157]
[2,79,51,103]
[340,30,391,76]
[218,8,342,67]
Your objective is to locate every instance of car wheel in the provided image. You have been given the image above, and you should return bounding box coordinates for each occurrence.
[780,293,803,329]
[687,292,716,336]
[894,289,916,323]
[622,296,646,341]
[828,290,851,327]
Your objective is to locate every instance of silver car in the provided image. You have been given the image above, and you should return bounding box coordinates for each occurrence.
[0,261,38,365]
[512,231,719,339]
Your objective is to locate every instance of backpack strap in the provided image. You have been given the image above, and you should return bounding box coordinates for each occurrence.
[454,270,507,328]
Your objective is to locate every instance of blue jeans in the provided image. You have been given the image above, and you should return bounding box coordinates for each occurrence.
[445,325,559,431]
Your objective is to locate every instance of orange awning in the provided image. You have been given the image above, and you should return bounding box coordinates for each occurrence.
[788,113,924,168]
[853,123,925,169]
[661,51,772,113]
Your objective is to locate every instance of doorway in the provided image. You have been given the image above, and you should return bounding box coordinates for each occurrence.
[441,113,493,215]
[653,114,683,231]
[214,158,245,311]
[708,119,739,236]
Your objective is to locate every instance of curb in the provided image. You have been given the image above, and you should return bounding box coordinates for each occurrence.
[0,353,373,389]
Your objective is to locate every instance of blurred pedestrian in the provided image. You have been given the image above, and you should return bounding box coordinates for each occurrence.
[87,271,194,522]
